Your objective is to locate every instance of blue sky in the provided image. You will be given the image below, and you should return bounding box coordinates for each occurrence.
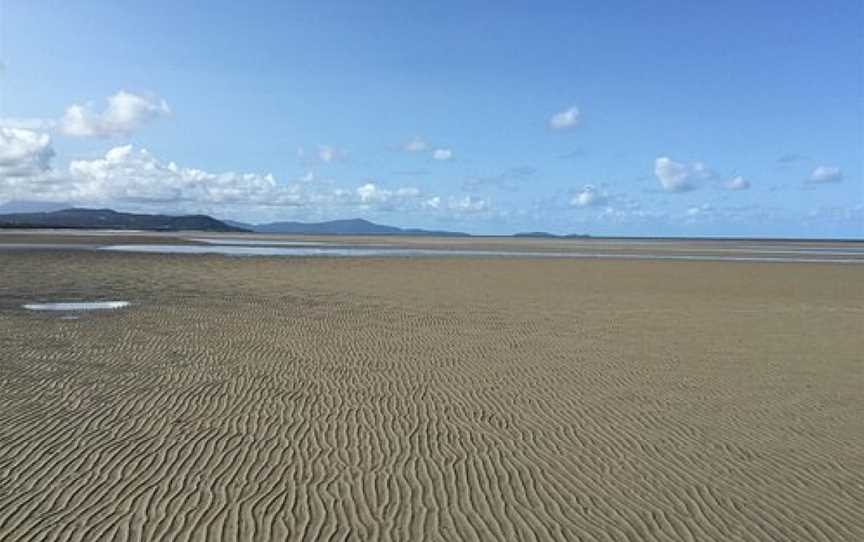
[1,1,861,236]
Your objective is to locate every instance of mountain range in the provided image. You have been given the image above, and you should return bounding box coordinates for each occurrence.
[229,218,468,236]
[0,204,584,237]
[0,208,247,232]
[0,207,469,236]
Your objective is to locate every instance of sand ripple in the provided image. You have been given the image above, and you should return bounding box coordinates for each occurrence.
[1,252,862,541]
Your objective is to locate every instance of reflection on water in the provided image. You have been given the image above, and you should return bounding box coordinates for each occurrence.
[104,244,423,256]
[99,244,864,264]
[23,301,130,311]
[189,238,336,247]
[189,239,864,256]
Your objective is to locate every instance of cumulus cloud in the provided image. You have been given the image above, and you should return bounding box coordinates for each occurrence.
[807,165,843,184]
[725,176,750,190]
[420,195,494,217]
[654,156,713,192]
[0,128,55,177]
[0,129,70,203]
[569,185,606,207]
[65,145,296,206]
[548,106,580,131]
[0,142,442,219]
[397,137,457,162]
[448,195,489,213]
[356,182,421,208]
[432,148,453,161]
[59,91,171,138]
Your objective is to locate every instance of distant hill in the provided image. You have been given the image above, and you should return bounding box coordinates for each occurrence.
[0,208,248,232]
[0,206,604,237]
[222,219,257,231]
[243,218,469,236]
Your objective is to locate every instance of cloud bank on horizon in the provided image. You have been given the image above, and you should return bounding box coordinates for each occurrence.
[0,2,860,237]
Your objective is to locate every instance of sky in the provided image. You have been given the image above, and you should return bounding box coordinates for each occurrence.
[0,1,862,237]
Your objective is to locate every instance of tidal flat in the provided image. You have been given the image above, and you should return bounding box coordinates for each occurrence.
[1,234,862,541]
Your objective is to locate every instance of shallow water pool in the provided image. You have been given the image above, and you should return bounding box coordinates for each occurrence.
[99,244,864,264]
[23,301,130,311]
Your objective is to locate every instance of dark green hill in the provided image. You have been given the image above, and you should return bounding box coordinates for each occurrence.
[251,218,468,236]
[0,208,248,232]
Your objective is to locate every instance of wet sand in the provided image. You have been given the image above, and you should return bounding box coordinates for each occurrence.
[1,242,862,541]
[2,229,864,263]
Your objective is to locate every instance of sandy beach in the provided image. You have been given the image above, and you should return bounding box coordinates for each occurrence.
[1,241,862,541]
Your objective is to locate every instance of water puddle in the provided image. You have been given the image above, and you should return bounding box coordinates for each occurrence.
[23,301,130,311]
[188,238,336,247]
[102,244,395,256]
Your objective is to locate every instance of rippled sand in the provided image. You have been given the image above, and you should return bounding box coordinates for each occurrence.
[1,249,862,541]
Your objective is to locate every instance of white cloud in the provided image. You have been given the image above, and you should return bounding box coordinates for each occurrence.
[808,165,842,184]
[548,106,581,131]
[725,176,750,190]
[402,136,429,153]
[570,185,606,207]
[356,182,421,207]
[448,195,489,213]
[0,128,55,177]
[59,90,171,138]
[356,183,381,203]
[432,148,453,161]
[0,142,463,221]
[398,137,457,161]
[654,156,713,192]
[64,145,296,206]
